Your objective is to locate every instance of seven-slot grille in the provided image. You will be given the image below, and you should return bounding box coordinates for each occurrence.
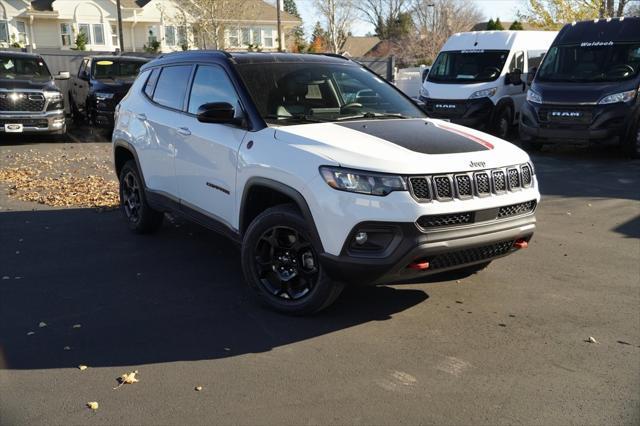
[408,164,533,202]
[0,92,45,112]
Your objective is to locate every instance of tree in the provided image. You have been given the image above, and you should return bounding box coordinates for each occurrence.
[180,0,249,49]
[308,21,327,52]
[356,0,411,39]
[486,18,495,29]
[509,20,524,30]
[494,18,505,29]
[284,0,307,52]
[313,0,355,53]
[519,0,632,29]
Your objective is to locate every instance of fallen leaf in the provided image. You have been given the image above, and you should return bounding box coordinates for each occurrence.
[38,322,47,328]
[79,365,88,371]
[586,336,598,344]
[2,276,9,280]
[64,346,71,351]
[195,386,203,391]
[86,401,99,410]
[114,370,139,389]
[72,324,82,329]
[26,331,35,336]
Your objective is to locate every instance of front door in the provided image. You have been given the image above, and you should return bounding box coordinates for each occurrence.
[174,64,248,229]
[506,51,526,121]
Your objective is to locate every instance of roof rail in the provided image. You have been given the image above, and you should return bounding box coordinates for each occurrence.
[317,53,350,61]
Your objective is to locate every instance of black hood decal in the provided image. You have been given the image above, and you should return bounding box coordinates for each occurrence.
[337,119,493,154]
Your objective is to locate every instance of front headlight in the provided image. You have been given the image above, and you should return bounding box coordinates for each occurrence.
[320,166,407,196]
[526,89,542,104]
[598,89,637,105]
[419,86,430,98]
[95,92,115,101]
[43,91,63,102]
[469,87,497,99]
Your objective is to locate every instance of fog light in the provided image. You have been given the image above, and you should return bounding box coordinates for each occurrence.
[354,232,368,245]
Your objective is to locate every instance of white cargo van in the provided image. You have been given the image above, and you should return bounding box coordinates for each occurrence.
[419,31,557,139]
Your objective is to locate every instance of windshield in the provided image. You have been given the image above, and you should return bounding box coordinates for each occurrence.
[537,43,640,82]
[93,60,145,79]
[234,62,426,125]
[0,56,51,80]
[427,50,509,83]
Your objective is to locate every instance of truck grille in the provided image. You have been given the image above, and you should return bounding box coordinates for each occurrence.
[417,200,537,230]
[409,163,534,202]
[428,240,516,270]
[0,92,45,112]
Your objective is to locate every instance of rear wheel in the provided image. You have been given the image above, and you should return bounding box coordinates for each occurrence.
[241,204,343,315]
[492,106,512,140]
[118,160,163,233]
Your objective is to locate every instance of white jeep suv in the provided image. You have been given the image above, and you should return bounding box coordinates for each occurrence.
[113,51,538,315]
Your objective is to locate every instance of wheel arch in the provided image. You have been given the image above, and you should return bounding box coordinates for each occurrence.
[113,141,146,187]
[239,178,324,253]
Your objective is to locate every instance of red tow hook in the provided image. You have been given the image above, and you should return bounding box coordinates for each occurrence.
[514,239,529,249]
[408,260,430,271]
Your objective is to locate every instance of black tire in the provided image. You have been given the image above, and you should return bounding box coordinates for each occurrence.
[241,204,344,315]
[622,117,640,159]
[69,96,83,124]
[118,160,163,233]
[492,106,512,140]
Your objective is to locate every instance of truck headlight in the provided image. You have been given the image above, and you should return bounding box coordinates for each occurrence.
[320,166,407,196]
[419,86,430,98]
[526,89,542,104]
[95,92,115,101]
[43,91,63,102]
[469,87,497,99]
[598,89,637,105]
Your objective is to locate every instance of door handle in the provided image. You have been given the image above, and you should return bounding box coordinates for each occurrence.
[177,127,191,136]
[136,113,147,121]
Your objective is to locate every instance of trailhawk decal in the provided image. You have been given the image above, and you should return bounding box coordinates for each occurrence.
[336,119,493,155]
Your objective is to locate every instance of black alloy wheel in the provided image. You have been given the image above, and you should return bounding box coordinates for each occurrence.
[121,169,142,224]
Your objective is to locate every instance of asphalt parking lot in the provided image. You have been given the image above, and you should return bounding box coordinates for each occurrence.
[0,126,639,425]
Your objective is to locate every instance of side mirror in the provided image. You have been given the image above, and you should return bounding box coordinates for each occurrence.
[421,68,429,82]
[526,67,537,86]
[55,71,70,80]
[506,69,523,85]
[196,102,238,124]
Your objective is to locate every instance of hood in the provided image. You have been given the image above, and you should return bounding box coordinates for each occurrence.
[531,79,639,104]
[0,78,58,92]
[423,80,499,100]
[274,118,529,175]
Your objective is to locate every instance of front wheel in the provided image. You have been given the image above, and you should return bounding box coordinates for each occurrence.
[621,117,640,159]
[241,204,343,315]
[492,106,512,140]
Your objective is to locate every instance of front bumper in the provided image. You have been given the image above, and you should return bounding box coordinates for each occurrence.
[0,109,66,134]
[520,100,638,142]
[420,97,495,128]
[320,213,535,285]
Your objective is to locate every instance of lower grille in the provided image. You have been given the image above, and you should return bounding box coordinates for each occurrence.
[0,118,48,128]
[428,240,516,270]
[417,212,474,228]
[498,200,537,219]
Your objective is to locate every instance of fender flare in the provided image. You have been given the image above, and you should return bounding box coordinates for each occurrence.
[239,177,325,253]
[113,140,147,187]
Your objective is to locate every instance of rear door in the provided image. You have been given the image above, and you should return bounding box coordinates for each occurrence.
[174,63,248,228]
[72,58,89,111]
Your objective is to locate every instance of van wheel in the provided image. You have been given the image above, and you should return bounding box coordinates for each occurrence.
[241,204,344,315]
[118,160,164,233]
[493,106,512,140]
[622,118,640,159]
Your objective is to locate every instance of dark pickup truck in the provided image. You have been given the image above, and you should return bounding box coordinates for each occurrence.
[69,55,148,128]
[0,51,69,136]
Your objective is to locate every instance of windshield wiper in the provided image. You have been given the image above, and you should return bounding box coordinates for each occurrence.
[336,112,410,121]
[264,114,325,123]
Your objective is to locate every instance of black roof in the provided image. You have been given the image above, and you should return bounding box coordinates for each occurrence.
[555,16,640,45]
[0,51,43,59]
[85,55,149,62]
[141,50,352,71]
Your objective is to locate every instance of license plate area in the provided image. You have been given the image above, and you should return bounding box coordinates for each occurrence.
[5,123,24,133]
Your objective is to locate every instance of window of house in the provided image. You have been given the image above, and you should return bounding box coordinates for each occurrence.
[16,21,27,45]
[187,65,239,114]
[165,26,176,46]
[0,21,9,43]
[111,24,119,48]
[227,27,240,47]
[93,24,105,45]
[177,26,187,47]
[262,28,274,48]
[153,65,193,110]
[147,26,158,44]
[241,28,250,46]
[251,28,261,46]
[78,24,92,44]
[60,23,72,46]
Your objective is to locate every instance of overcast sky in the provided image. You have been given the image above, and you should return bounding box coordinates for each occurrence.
[285,0,524,37]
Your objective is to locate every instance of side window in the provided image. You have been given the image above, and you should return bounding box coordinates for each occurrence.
[187,65,240,114]
[509,51,524,72]
[144,68,160,98]
[527,50,547,70]
[152,65,193,110]
[78,59,88,77]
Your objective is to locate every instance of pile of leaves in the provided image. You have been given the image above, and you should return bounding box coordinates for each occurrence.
[0,149,119,209]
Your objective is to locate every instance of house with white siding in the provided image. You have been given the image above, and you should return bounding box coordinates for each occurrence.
[0,0,301,53]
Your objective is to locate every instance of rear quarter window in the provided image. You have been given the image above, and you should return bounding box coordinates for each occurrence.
[144,68,160,98]
[152,65,193,110]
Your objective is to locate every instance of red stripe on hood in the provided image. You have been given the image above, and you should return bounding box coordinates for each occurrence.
[432,121,495,150]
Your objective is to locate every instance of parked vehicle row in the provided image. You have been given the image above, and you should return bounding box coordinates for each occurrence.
[419,17,640,157]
